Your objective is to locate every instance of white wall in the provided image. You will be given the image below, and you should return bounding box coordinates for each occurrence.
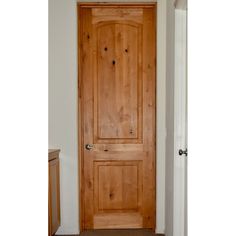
[49,0,167,234]
[49,0,79,234]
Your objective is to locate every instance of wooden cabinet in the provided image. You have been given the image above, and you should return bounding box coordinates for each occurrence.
[48,149,61,236]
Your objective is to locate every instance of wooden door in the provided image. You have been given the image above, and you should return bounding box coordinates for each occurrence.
[78,3,156,230]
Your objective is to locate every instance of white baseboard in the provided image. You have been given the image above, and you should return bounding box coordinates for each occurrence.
[156,228,165,235]
[55,225,80,235]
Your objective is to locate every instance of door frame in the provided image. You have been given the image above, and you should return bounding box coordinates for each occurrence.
[77,2,157,232]
[173,8,187,236]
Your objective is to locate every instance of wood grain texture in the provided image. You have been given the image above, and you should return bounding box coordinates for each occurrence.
[80,7,94,229]
[78,5,84,230]
[48,154,61,236]
[93,161,142,213]
[94,213,143,229]
[92,8,143,24]
[142,7,156,229]
[79,3,156,8]
[78,3,156,231]
[94,21,142,143]
[48,149,60,161]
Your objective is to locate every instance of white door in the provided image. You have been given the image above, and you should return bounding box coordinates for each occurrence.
[174,9,187,236]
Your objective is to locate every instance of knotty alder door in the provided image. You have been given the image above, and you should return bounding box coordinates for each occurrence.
[78,3,156,230]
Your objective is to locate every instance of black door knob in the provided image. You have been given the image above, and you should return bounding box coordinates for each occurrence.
[179,148,187,156]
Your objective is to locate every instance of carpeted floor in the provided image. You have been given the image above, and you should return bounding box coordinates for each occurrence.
[58,229,164,236]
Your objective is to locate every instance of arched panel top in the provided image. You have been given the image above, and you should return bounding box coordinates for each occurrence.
[94,20,142,30]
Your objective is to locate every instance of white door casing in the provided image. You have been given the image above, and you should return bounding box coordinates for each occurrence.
[174,9,187,236]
